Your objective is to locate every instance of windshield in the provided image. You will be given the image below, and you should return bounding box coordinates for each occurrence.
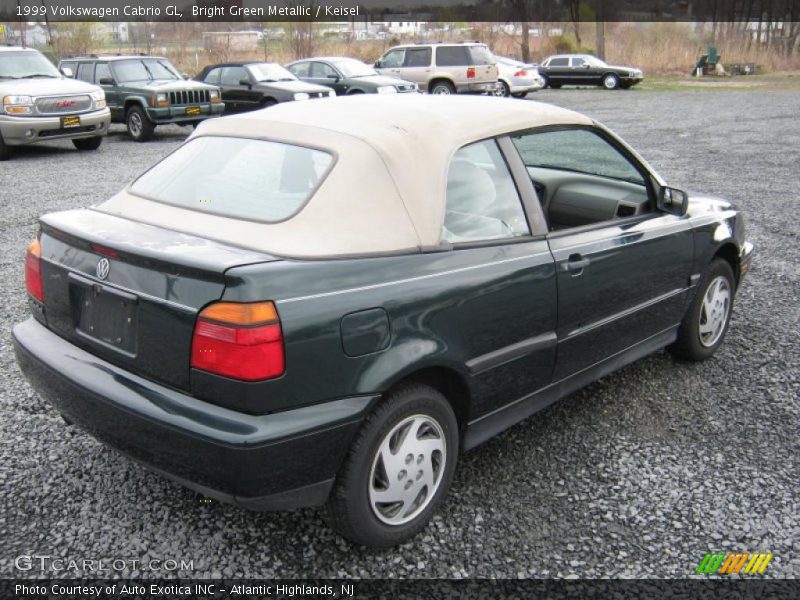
[331,59,376,78]
[130,137,334,222]
[0,51,61,79]
[114,58,181,82]
[247,63,296,82]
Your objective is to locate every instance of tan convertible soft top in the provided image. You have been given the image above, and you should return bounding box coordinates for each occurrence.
[98,94,592,258]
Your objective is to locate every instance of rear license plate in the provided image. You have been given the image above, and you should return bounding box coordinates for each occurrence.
[185,106,201,116]
[61,116,81,128]
[70,274,138,355]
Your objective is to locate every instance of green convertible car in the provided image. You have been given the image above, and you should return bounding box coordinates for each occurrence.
[14,95,753,548]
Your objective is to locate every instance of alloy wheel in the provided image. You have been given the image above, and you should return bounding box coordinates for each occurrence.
[699,275,731,347]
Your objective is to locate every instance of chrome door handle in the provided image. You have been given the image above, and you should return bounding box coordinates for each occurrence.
[565,254,591,273]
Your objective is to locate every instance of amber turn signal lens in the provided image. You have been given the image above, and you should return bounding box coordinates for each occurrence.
[25,239,44,303]
[198,301,278,326]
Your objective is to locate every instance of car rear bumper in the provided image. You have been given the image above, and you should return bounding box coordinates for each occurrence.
[146,103,224,124]
[455,81,500,94]
[13,317,374,510]
[0,109,110,146]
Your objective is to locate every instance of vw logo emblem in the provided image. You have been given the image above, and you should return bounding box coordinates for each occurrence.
[96,258,110,280]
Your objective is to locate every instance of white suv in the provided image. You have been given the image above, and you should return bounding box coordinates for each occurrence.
[375,42,499,95]
[0,47,110,160]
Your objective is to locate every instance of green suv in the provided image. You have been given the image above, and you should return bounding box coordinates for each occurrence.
[59,55,223,141]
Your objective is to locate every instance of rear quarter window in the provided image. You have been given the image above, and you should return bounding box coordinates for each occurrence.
[468,46,495,65]
[129,137,334,223]
[435,46,470,67]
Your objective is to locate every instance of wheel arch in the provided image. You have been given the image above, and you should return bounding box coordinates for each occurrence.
[712,241,741,288]
[123,97,148,114]
[427,77,455,92]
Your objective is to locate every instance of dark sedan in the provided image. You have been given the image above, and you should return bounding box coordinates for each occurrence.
[539,54,644,89]
[195,61,334,111]
[14,95,751,549]
[285,57,418,95]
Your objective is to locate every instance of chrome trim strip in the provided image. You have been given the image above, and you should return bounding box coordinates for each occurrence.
[277,251,552,304]
[39,256,197,314]
[564,287,686,340]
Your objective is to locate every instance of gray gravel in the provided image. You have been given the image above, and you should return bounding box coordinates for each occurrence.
[1,90,798,579]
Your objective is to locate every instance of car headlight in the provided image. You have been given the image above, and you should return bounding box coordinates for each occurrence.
[293,92,310,101]
[2,95,33,114]
[90,89,106,109]
[209,89,221,103]
[152,92,169,107]
[328,90,336,97]
[376,86,398,94]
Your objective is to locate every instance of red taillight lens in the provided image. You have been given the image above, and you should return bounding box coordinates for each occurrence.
[191,301,285,381]
[25,239,44,302]
[467,67,476,79]
[514,69,528,77]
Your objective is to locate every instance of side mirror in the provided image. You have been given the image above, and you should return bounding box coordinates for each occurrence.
[61,67,73,78]
[658,186,689,216]
[98,77,115,85]
[239,79,251,87]
[326,74,340,81]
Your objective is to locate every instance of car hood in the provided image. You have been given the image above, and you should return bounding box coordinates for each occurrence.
[255,80,331,94]
[349,75,412,87]
[686,193,735,218]
[121,79,217,91]
[606,65,641,73]
[0,76,100,95]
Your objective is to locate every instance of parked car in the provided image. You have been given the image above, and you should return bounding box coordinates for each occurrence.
[494,56,544,98]
[59,55,223,141]
[195,61,334,112]
[538,54,644,89]
[375,42,499,95]
[14,95,753,548]
[0,46,109,160]
[285,57,417,95]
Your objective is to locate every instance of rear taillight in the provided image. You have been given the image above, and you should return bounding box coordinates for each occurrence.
[467,67,476,79]
[514,69,528,77]
[191,301,285,381]
[25,239,44,302]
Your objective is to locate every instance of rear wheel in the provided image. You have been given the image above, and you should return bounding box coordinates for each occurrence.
[429,80,455,95]
[669,258,735,361]
[0,133,11,161]
[494,81,511,97]
[261,98,277,108]
[325,383,459,548]
[126,106,154,142]
[549,82,562,89]
[603,73,620,90]
[72,136,103,151]
[512,92,529,98]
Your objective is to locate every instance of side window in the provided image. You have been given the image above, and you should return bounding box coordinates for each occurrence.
[571,57,586,67]
[548,57,569,67]
[311,62,337,78]
[288,62,310,78]
[76,62,93,83]
[221,66,247,86]
[94,63,111,83]
[443,140,530,243]
[380,49,406,68]
[203,67,221,85]
[404,48,431,67]
[436,46,470,67]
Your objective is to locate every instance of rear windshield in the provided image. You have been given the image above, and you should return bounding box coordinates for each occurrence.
[468,46,495,65]
[130,137,334,222]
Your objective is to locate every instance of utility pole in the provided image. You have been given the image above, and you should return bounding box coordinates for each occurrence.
[595,21,605,59]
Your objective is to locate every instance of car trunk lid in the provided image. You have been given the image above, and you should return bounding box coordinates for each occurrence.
[35,209,276,391]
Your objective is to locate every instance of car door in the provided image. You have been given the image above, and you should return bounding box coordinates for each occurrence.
[93,63,121,119]
[544,57,570,85]
[219,66,253,112]
[441,138,557,421]
[376,48,407,79]
[570,56,596,85]
[509,127,694,381]
[399,47,431,86]
[310,61,348,94]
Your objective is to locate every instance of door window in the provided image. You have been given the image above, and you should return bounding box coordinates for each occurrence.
[288,62,311,78]
[76,62,94,83]
[380,49,406,68]
[203,67,222,84]
[94,63,111,84]
[435,46,470,67]
[548,57,569,67]
[311,62,338,78]
[571,57,586,67]
[221,66,248,86]
[404,48,431,67]
[443,140,530,243]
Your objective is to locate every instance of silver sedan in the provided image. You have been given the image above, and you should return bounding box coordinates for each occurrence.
[494,56,544,98]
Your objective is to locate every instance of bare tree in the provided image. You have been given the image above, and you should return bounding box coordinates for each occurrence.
[569,0,582,47]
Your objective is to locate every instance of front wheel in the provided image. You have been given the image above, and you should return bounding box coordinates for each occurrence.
[72,136,103,151]
[429,80,455,95]
[603,73,620,90]
[669,258,735,361]
[325,383,459,548]
[126,106,155,142]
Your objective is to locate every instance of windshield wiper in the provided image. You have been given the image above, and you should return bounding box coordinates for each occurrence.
[21,74,58,78]
[278,78,294,81]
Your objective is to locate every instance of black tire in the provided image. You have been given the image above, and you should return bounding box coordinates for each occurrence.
[512,92,529,98]
[325,383,459,548]
[494,80,511,97]
[72,136,103,151]
[669,258,735,361]
[347,89,365,95]
[0,132,12,161]
[603,73,620,90]
[429,80,455,95]
[549,82,562,89]
[126,105,155,142]
[261,98,277,108]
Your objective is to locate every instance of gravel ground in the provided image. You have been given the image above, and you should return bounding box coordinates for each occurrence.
[1,89,798,579]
